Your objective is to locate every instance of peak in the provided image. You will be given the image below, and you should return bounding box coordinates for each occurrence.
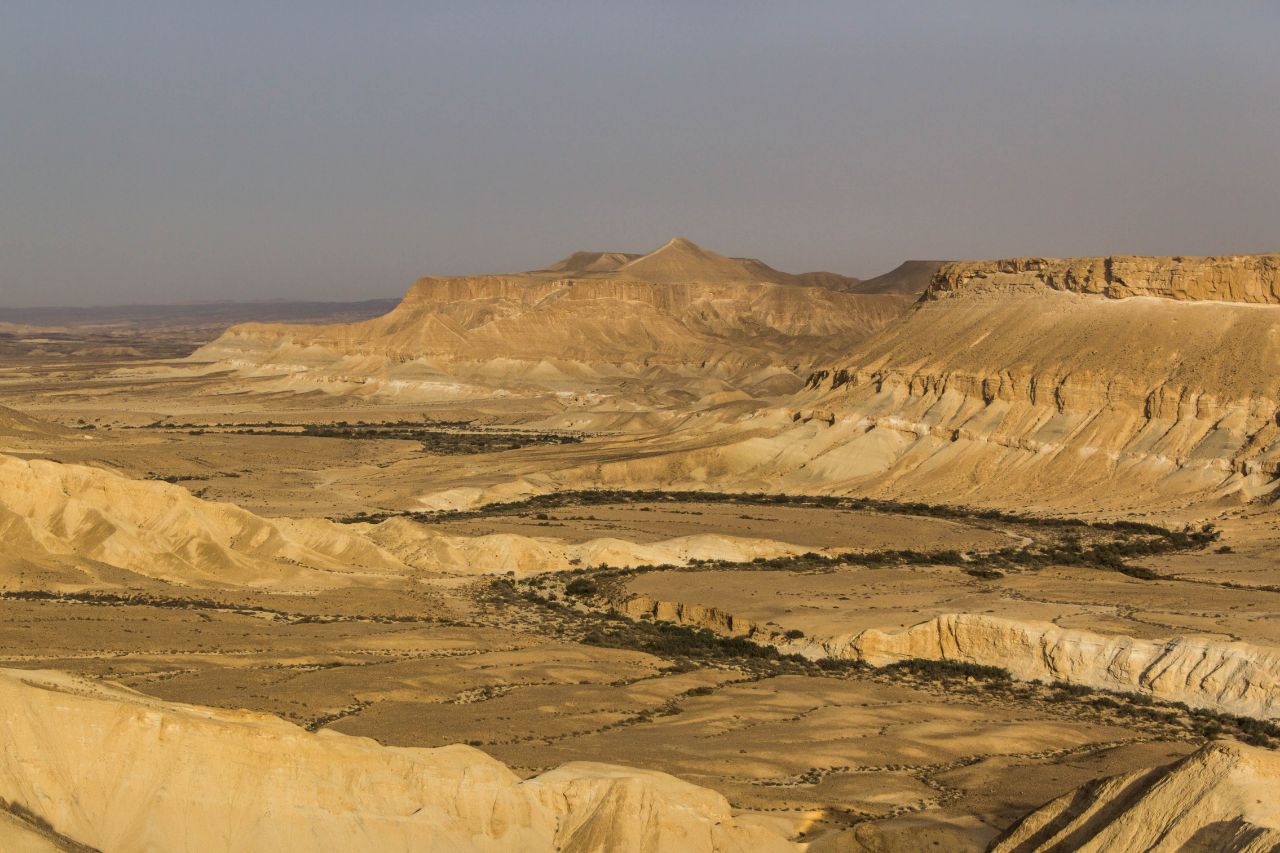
[615,238,763,284]
[661,237,701,251]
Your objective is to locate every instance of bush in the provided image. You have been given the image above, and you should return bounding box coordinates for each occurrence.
[564,578,598,598]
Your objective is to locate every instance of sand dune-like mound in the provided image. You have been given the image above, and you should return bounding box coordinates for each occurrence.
[192,238,909,402]
[0,668,794,852]
[367,517,828,576]
[990,740,1280,852]
[0,454,410,590]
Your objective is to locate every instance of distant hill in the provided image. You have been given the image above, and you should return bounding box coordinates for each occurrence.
[194,238,912,401]
[845,260,944,295]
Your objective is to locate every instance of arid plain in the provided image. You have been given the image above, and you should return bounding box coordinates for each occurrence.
[2,240,1279,851]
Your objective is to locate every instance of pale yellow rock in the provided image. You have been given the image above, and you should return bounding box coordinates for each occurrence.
[0,668,795,853]
[619,596,1280,719]
[835,613,1280,720]
[367,516,832,576]
[991,740,1280,852]
[0,453,411,590]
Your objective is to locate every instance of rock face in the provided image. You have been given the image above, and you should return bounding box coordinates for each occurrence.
[835,613,1280,720]
[192,238,915,402]
[990,740,1280,852]
[931,254,1280,303]
[0,668,793,853]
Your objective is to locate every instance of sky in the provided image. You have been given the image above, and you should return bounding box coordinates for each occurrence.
[2,1,1278,307]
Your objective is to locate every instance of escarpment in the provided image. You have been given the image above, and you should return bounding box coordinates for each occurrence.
[779,253,1280,507]
[836,614,1280,720]
[929,253,1280,303]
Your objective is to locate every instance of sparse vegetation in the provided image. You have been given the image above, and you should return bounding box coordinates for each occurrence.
[149,419,583,455]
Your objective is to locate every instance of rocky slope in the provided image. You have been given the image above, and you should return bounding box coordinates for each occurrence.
[791,253,1280,508]
[990,740,1280,852]
[0,667,793,853]
[0,453,839,589]
[191,238,915,404]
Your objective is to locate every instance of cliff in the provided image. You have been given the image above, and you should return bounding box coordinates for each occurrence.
[929,254,1280,303]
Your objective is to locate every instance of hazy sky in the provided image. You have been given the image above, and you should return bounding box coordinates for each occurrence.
[3,2,1278,307]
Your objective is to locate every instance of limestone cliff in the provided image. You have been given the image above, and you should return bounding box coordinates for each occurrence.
[990,740,1280,852]
[0,668,794,852]
[930,253,1280,303]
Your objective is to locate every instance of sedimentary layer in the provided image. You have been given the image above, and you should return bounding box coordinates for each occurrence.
[930,253,1280,303]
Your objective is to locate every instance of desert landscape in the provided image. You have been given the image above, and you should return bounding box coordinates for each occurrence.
[5,4,1278,851]
[0,238,1278,851]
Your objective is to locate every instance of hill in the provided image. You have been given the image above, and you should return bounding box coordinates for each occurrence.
[192,238,908,405]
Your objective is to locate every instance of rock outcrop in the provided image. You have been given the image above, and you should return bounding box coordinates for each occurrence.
[0,668,793,853]
[931,254,1280,303]
[835,613,1280,720]
[618,595,1280,720]
[990,740,1280,852]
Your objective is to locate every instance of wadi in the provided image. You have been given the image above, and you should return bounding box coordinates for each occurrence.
[0,237,1276,852]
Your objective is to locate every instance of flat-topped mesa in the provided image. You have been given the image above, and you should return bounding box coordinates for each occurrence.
[194,239,908,397]
[928,253,1280,303]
